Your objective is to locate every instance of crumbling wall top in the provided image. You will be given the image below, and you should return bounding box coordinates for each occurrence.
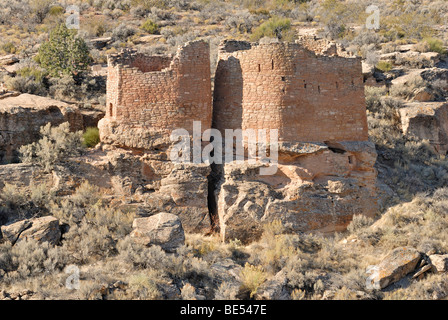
[107,40,210,73]
[218,37,354,59]
[295,35,352,57]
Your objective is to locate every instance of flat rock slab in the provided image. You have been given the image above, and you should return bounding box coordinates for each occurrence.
[18,216,61,245]
[1,216,61,245]
[372,247,421,289]
[1,220,32,244]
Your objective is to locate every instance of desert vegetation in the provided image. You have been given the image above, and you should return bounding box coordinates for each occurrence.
[2,171,448,300]
[0,0,448,301]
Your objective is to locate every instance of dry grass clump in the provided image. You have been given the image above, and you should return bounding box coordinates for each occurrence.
[19,122,84,172]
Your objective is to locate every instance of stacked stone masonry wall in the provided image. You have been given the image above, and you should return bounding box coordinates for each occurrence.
[213,41,368,143]
[106,41,212,134]
[295,35,351,57]
[104,39,368,145]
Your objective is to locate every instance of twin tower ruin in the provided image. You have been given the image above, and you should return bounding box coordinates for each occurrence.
[99,39,368,147]
[98,39,378,241]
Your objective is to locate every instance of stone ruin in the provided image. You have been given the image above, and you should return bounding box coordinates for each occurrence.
[99,40,212,149]
[213,39,368,142]
[98,39,381,243]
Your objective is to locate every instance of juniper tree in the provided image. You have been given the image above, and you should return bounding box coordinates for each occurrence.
[37,23,92,78]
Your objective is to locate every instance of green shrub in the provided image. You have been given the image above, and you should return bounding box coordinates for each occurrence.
[48,5,64,16]
[140,19,159,34]
[112,23,137,41]
[380,13,434,42]
[83,127,100,148]
[347,214,374,234]
[4,75,47,95]
[423,38,446,55]
[365,86,388,112]
[72,181,101,208]
[131,0,169,10]
[376,60,393,72]
[48,75,90,102]
[37,23,92,77]
[3,63,48,96]
[250,16,292,41]
[16,66,47,83]
[62,205,134,263]
[214,282,238,300]
[49,181,102,225]
[129,273,161,299]
[0,183,27,209]
[1,42,16,54]
[117,237,173,270]
[30,0,53,23]
[0,239,68,279]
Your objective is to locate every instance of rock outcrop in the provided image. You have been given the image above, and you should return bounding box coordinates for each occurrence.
[130,212,185,252]
[399,102,448,154]
[102,147,212,233]
[420,68,448,93]
[0,93,104,163]
[1,216,61,245]
[1,219,32,244]
[369,247,421,289]
[429,254,448,272]
[215,141,380,243]
[0,54,19,66]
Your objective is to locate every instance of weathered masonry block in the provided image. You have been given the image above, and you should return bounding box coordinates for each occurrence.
[213,40,368,143]
[99,40,212,149]
[100,38,368,147]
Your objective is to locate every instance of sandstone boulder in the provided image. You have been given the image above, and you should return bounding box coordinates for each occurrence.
[0,94,84,163]
[158,163,211,233]
[98,118,172,151]
[90,37,112,49]
[420,68,448,93]
[215,141,379,243]
[254,270,288,300]
[399,102,448,154]
[429,254,448,272]
[390,69,424,87]
[130,212,185,252]
[395,51,440,68]
[0,163,52,190]
[80,108,105,129]
[370,247,421,289]
[3,64,20,74]
[1,216,61,245]
[412,87,435,102]
[1,219,32,244]
[17,216,61,245]
[362,61,375,77]
[0,54,19,66]
[108,152,212,234]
